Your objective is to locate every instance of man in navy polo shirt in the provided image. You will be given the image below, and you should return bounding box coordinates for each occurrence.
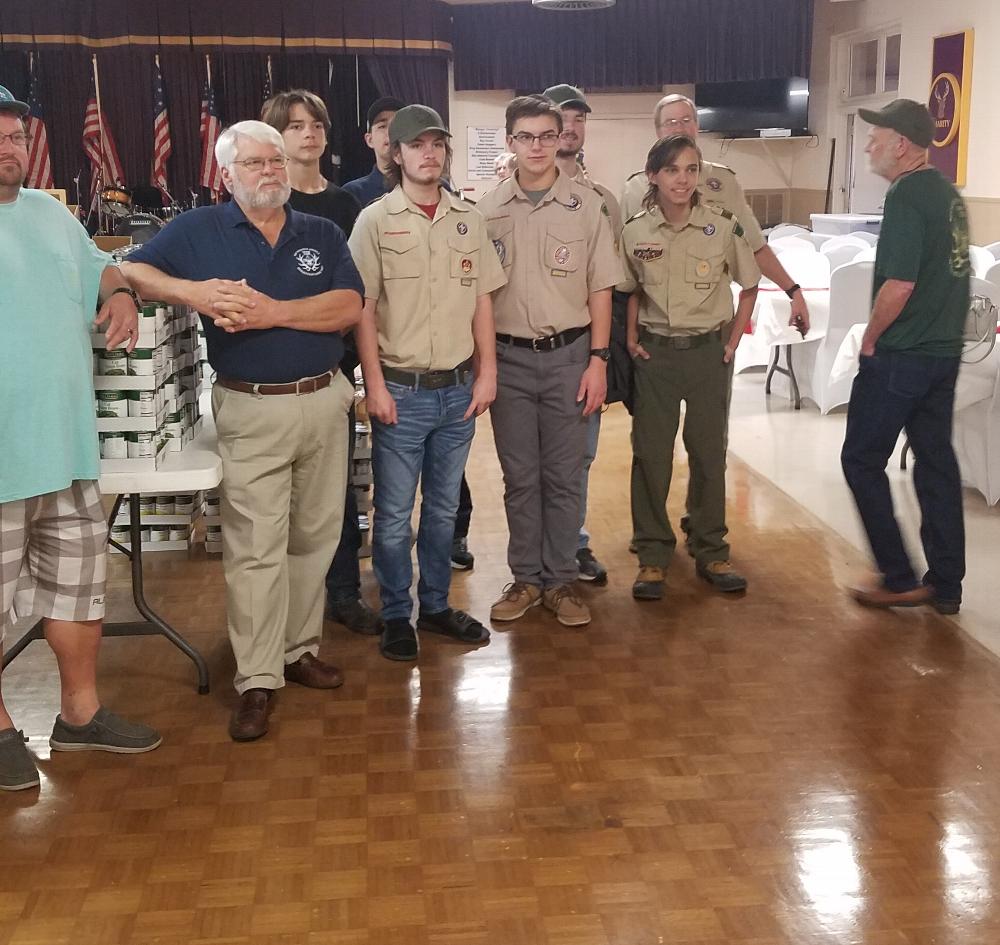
[342,96,406,209]
[123,120,364,742]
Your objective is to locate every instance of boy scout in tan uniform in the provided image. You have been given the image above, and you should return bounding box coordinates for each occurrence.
[350,105,507,661]
[477,95,622,628]
[620,137,760,601]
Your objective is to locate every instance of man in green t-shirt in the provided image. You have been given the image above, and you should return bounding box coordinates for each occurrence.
[840,99,970,615]
[0,87,161,792]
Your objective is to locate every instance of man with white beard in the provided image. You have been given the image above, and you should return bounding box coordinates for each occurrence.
[123,121,364,742]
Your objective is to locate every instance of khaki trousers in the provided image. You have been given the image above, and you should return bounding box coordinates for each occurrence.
[212,373,353,694]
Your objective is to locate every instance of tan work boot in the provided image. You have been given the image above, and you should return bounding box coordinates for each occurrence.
[542,584,591,627]
[490,582,543,621]
[632,566,665,601]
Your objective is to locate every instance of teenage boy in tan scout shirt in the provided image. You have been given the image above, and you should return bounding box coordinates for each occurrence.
[620,135,760,602]
[478,95,622,628]
[349,106,506,661]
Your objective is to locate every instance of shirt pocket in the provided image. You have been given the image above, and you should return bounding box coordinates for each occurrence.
[684,250,726,290]
[544,227,585,276]
[489,222,514,272]
[630,244,666,286]
[54,252,84,305]
[448,237,481,281]
[379,232,422,280]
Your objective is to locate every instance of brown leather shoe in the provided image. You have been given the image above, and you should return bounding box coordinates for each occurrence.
[284,652,344,689]
[850,584,931,609]
[229,689,272,742]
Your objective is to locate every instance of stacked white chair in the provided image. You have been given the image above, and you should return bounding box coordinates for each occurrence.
[985,260,1000,291]
[853,245,878,263]
[983,241,1000,261]
[768,223,811,241]
[770,235,818,255]
[848,231,879,246]
[823,242,866,274]
[969,245,995,279]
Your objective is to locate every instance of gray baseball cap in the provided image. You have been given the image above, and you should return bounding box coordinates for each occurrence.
[389,105,450,146]
[543,84,591,113]
[0,85,29,117]
[858,99,935,148]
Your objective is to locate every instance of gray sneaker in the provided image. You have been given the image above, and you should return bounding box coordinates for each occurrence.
[0,729,40,791]
[50,707,162,754]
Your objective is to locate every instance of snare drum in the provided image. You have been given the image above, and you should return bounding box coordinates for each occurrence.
[101,186,132,217]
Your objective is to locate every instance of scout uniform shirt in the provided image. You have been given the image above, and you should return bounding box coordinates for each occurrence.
[574,166,623,247]
[476,168,622,339]
[349,186,507,371]
[620,161,766,253]
[619,202,760,336]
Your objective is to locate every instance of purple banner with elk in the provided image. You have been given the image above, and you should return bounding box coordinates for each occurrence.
[928,30,974,187]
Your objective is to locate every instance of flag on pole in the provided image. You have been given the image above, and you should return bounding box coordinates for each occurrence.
[199,72,223,199]
[24,56,54,190]
[150,57,172,202]
[82,67,125,203]
[263,55,273,103]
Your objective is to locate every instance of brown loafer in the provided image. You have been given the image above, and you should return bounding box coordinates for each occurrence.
[850,584,931,609]
[229,689,272,742]
[284,652,344,689]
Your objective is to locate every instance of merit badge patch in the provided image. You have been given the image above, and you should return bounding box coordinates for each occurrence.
[633,246,664,261]
[567,193,582,211]
[293,247,324,276]
[695,260,712,278]
[456,222,468,235]
[461,258,473,274]
[706,177,722,192]
[554,245,571,266]
[492,239,506,264]
[703,224,716,236]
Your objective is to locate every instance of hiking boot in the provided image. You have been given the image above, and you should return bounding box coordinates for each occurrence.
[542,584,591,627]
[576,547,608,585]
[632,566,665,601]
[490,582,543,621]
[697,560,748,593]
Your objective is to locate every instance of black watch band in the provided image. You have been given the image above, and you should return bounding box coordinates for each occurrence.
[590,347,611,362]
[784,283,802,299]
[109,286,141,309]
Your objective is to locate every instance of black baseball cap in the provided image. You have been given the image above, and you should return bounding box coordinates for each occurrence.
[858,99,935,149]
[367,96,406,129]
[0,84,29,117]
[542,84,591,114]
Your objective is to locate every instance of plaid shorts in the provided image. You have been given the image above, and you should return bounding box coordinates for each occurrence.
[1,481,108,640]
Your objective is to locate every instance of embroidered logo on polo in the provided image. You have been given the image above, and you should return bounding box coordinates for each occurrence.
[293,247,324,276]
[554,245,571,266]
[703,224,716,236]
[456,222,469,235]
[633,246,663,261]
[492,239,506,264]
[706,177,722,192]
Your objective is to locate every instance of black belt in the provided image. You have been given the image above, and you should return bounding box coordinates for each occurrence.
[216,369,338,395]
[639,328,721,350]
[381,359,473,390]
[496,326,588,352]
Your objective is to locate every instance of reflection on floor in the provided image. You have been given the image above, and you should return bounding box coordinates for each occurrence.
[2,400,1000,945]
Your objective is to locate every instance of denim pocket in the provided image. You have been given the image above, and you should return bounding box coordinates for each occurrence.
[887,354,930,400]
[385,381,417,403]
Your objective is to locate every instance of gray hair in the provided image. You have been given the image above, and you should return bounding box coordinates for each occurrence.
[653,93,697,132]
[215,120,286,169]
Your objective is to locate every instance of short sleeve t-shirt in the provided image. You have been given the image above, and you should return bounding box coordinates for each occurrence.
[288,184,361,239]
[873,167,970,358]
[0,189,110,502]
[128,201,364,384]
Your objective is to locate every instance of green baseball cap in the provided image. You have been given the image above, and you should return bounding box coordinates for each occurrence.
[0,84,29,117]
[543,83,591,113]
[389,105,450,146]
[858,98,934,148]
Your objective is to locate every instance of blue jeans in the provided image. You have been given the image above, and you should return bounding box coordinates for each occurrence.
[841,350,964,600]
[371,378,474,621]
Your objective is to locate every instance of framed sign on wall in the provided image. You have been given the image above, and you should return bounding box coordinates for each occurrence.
[928,30,974,187]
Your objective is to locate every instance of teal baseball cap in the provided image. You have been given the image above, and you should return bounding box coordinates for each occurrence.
[0,85,29,117]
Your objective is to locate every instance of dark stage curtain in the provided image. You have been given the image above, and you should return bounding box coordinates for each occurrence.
[365,55,450,125]
[452,0,814,91]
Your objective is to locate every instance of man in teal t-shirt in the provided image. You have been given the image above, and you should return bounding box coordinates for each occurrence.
[0,86,160,792]
[840,99,969,615]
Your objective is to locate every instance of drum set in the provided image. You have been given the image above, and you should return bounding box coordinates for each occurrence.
[78,168,191,240]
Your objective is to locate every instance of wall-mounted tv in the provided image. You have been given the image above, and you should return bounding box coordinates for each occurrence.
[694,77,810,137]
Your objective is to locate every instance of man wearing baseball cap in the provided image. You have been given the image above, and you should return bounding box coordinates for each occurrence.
[342,96,407,209]
[349,105,506,660]
[841,98,970,615]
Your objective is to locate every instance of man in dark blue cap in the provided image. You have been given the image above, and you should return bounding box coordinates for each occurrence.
[342,96,407,209]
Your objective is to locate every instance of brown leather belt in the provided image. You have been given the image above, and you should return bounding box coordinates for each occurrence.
[216,369,338,396]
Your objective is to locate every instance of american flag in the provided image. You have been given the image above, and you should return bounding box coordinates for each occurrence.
[150,59,172,202]
[24,58,54,190]
[199,78,223,199]
[82,72,125,203]
[263,58,273,103]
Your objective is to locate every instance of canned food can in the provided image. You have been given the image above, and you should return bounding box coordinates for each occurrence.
[127,349,154,376]
[100,432,127,459]
[127,390,157,417]
[126,431,156,458]
[150,525,170,542]
[154,495,175,515]
[140,527,151,543]
[97,391,128,418]
[174,494,195,515]
[138,496,155,516]
[99,349,128,376]
[169,526,189,542]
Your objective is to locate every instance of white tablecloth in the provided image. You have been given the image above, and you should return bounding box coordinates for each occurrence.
[752,288,831,347]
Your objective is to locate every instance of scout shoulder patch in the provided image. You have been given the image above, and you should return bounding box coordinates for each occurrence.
[632,245,663,261]
[734,222,745,239]
[492,239,506,264]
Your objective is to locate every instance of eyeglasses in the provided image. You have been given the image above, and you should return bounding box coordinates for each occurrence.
[232,155,289,172]
[511,132,560,148]
[658,117,695,129]
[0,131,31,148]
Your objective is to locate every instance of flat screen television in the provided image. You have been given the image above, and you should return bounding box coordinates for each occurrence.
[694,77,810,137]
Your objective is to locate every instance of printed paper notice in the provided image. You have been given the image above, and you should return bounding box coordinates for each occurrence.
[467,127,506,181]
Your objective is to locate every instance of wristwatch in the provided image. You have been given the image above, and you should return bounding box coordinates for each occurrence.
[590,347,611,362]
[109,286,141,309]
[784,283,802,299]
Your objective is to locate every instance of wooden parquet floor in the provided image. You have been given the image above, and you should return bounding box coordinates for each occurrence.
[3,405,1000,945]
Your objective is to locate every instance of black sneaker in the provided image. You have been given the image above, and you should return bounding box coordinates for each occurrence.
[450,537,475,571]
[326,597,382,636]
[930,597,961,615]
[0,729,39,792]
[576,547,608,585]
[380,619,419,662]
